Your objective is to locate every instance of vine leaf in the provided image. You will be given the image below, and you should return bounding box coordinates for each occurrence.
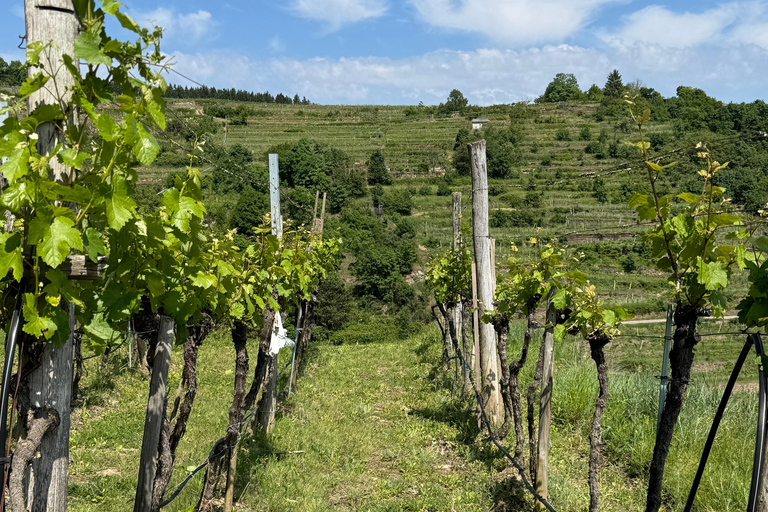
[36,216,83,268]
[0,232,23,281]
[74,31,112,66]
[22,293,57,339]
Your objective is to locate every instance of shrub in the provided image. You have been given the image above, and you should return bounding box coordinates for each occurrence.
[488,183,505,196]
[523,191,543,208]
[555,128,571,141]
[649,132,668,151]
[579,126,592,141]
[541,154,553,166]
[230,186,269,236]
[622,255,637,273]
[330,317,399,345]
[368,149,392,185]
[382,189,413,215]
[436,181,451,196]
[490,209,539,228]
[315,274,354,331]
[593,176,608,203]
[418,185,432,196]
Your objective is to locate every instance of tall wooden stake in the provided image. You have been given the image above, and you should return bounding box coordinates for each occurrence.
[471,263,481,387]
[468,140,501,428]
[23,2,78,510]
[535,286,557,507]
[134,317,174,512]
[258,154,283,433]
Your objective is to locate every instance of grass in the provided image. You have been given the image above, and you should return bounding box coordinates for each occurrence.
[66,318,762,511]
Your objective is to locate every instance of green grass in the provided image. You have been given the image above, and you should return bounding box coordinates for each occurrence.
[66,320,762,511]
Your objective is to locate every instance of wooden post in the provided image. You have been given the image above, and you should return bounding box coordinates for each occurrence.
[471,263,481,384]
[268,154,283,238]
[134,316,174,512]
[319,192,327,236]
[535,287,557,506]
[468,140,501,428]
[258,155,282,433]
[23,2,78,510]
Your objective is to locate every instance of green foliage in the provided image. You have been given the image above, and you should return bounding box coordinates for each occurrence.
[203,104,252,125]
[0,58,26,88]
[436,89,469,116]
[490,209,540,228]
[452,125,524,178]
[270,138,365,213]
[554,281,629,342]
[315,273,354,331]
[593,176,608,203]
[382,188,413,215]
[579,126,592,141]
[425,229,472,306]
[493,239,565,316]
[230,186,269,236]
[0,3,340,351]
[367,149,391,185]
[436,180,451,196]
[622,255,637,273]
[627,98,747,316]
[537,73,581,103]
[604,69,624,99]
[555,128,571,141]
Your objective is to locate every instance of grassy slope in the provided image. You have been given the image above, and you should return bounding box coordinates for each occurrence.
[157,99,754,311]
[68,321,758,512]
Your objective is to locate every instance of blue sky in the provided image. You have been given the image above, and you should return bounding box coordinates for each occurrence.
[4,0,768,105]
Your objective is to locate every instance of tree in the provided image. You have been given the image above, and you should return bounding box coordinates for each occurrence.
[367,149,391,185]
[586,84,604,102]
[446,89,468,111]
[604,69,624,99]
[538,73,581,103]
[231,186,269,236]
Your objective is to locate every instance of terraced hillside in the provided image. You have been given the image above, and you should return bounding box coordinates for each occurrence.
[150,98,755,314]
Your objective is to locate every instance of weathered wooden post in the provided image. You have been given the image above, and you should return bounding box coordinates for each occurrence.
[23,2,78,510]
[468,140,502,428]
[257,153,283,433]
[134,317,175,512]
[535,286,558,507]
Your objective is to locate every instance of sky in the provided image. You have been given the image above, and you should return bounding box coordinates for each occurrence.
[3,0,768,105]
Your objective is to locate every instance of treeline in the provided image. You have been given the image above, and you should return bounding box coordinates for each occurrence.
[165,84,310,105]
[0,58,25,88]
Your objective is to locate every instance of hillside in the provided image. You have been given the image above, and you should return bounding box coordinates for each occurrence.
[149,98,757,316]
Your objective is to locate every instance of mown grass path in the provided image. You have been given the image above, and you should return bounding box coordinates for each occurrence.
[68,328,513,511]
[234,330,506,511]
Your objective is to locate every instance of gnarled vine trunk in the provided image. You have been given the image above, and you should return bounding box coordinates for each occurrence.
[197,321,249,512]
[527,335,546,482]
[493,314,513,442]
[151,314,213,510]
[645,304,707,512]
[587,331,610,512]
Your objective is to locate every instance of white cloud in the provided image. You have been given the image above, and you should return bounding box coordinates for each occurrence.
[410,0,617,45]
[290,0,388,29]
[604,3,752,48]
[130,8,215,44]
[164,41,768,106]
